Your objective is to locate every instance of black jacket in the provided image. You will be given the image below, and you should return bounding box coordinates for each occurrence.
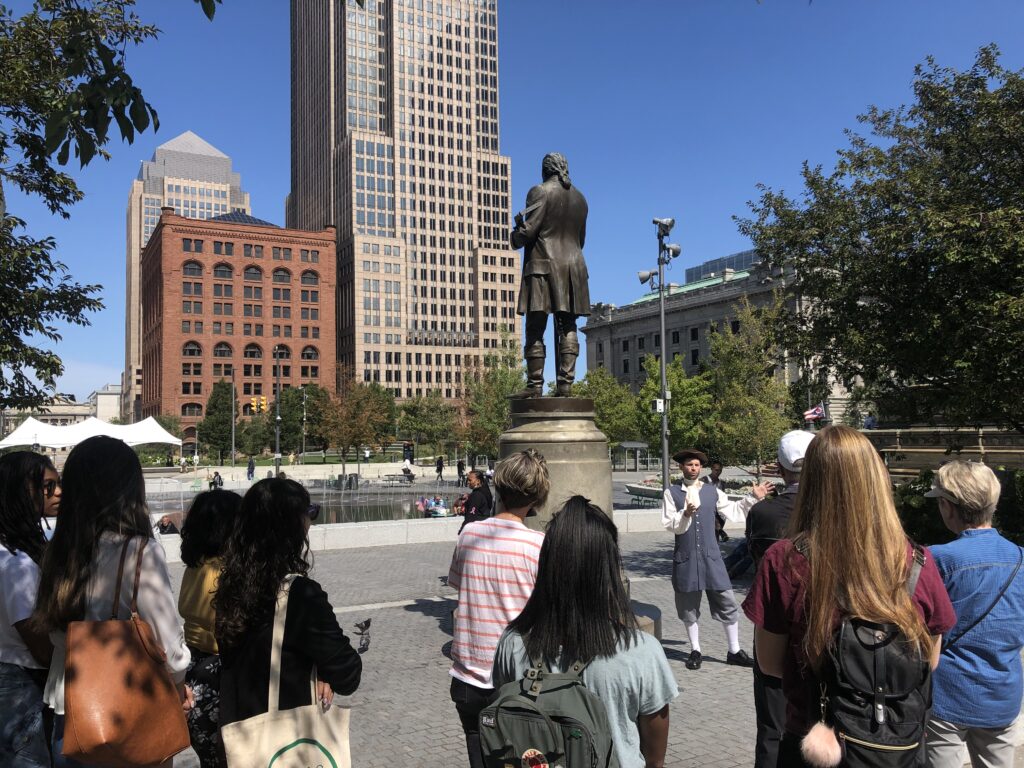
[458,484,494,532]
[219,576,361,725]
[745,486,799,567]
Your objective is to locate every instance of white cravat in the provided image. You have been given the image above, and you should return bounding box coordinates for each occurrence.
[681,476,702,512]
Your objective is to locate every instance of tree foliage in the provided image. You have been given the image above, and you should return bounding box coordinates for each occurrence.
[268,384,333,454]
[461,342,524,459]
[197,380,235,463]
[738,46,1024,432]
[399,390,457,453]
[637,355,712,457]
[570,365,640,447]
[0,1,217,409]
[705,295,793,477]
[324,377,396,473]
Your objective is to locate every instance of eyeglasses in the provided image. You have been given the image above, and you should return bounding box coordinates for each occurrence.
[43,479,61,498]
[306,504,321,522]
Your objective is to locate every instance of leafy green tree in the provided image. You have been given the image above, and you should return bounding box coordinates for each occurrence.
[302,384,334,460]
[268,385,335,455]
[0,1,220,408]
[399,390,457,456]
[238,413,270,457]
[637,355,713,459]
[197,380,235,464]
[705,296,793,478]
[738,46,1024,433]
[570,366,640,447]
[325,379,395,475]
[462,342,525,459]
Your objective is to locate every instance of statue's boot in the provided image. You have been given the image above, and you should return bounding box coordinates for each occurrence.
[515,343,545,398]
[554,336,579,397]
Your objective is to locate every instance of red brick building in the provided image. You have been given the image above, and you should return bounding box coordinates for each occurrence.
[140,209,336,449]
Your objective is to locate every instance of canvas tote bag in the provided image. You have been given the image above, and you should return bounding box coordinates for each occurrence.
[221,574,352,768]
[63,536,190,766]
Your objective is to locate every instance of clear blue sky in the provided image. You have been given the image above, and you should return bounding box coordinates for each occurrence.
[8,0,1024,399]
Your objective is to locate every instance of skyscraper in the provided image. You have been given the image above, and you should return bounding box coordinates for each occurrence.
[122,131,251,421]
[288,0,518,401]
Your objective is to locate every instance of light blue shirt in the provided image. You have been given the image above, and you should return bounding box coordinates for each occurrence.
[930,528,1024,728]
[492,628,679,768]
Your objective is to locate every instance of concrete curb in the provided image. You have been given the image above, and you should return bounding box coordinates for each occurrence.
[157,508,676,564]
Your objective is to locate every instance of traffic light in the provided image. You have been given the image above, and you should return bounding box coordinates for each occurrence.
[250,397,258,413]
[260,396,268,413]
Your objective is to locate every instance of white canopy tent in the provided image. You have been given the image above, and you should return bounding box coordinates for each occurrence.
[0,416,181,449]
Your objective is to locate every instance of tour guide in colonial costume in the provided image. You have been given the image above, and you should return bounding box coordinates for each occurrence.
[662,448,774,670]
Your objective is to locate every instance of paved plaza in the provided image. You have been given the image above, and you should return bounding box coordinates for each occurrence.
[168,531,760,767]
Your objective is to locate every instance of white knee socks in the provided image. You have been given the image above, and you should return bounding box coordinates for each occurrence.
[685,622,701,653]
[725,621,741,654]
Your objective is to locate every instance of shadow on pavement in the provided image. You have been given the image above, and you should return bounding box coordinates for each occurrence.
[403,597,455,638]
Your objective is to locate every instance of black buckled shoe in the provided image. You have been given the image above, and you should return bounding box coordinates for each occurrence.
[726,649,755,668]
[685,650,703,670]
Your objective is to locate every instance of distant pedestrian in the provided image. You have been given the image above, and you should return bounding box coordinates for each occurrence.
[435,455,444,481]
[209,471,224,491]
[458,470,493,533]
[180,456,188,473]
[288,452,295,466]
[447,450,549,768]
[457,459,466,486]
[246,457,255,482]
[705,460,730,543]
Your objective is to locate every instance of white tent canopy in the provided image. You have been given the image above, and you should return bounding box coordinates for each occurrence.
[0,416,181,449]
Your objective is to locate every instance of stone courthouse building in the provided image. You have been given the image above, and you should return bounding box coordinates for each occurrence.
[139,209,336,449]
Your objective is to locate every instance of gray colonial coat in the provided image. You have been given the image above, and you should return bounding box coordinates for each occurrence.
[511,177,590,318]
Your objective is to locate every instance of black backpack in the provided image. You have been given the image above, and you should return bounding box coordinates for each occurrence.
[797,539,931,768]
[479,658,619,768]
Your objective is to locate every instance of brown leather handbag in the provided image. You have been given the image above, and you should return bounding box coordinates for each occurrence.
[63,536,190,767]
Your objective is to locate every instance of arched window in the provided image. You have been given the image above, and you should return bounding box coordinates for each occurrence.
[273,344,291,360]
[183,261,202,277]
[182,341,202,357]
[301,346,319,360]
[243,343,263,359]
[181,403,203,417]
[213,263,233,279]
[300,270,319,286]
[213,342,232,358]
[241,403,255,416]
[244,266,263,281]
[272,268,291,284]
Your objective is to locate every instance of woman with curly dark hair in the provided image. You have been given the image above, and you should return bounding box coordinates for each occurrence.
[178,490,242,767]
[0,451,57,766]
[215,478,361,728]
[34,435,192,766]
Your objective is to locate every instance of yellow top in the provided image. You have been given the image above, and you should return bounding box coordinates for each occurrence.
[177,557,222,654]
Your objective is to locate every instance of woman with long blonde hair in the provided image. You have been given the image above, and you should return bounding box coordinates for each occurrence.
[742,425,956,767]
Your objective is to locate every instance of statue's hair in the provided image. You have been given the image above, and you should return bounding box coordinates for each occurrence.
[542,153,571,189]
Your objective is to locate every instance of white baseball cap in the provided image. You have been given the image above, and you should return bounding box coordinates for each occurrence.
[778,430,816,473]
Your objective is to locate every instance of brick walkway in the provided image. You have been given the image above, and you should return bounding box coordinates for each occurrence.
[169,532,1022,767]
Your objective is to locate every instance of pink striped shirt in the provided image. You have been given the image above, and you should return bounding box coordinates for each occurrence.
[448,517,545,687]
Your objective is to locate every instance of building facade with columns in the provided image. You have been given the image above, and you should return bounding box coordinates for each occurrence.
[139,210,336,450]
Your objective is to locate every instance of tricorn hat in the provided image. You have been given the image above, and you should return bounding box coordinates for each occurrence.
[672,448,708,466]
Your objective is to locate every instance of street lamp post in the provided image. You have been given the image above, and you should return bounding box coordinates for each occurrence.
[273,345,282,477]
[301,385,307,465]
[230,367,236,467]
[639,218,682,493]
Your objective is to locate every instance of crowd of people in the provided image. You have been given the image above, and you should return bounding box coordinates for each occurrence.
[1,426,1021,768]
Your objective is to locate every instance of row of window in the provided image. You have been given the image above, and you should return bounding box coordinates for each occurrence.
[177,321,321,339]
[619,350,701,375]
[181,342,320,360]
[182,262,320,284]
[182,239,320,263]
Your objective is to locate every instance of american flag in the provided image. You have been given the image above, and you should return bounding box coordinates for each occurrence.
[803,403,825,421]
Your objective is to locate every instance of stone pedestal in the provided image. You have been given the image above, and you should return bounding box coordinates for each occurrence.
[498,397,612,531]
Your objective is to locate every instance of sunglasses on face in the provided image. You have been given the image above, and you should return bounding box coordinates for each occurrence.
[306,504,321,522]
[43,479,61,498]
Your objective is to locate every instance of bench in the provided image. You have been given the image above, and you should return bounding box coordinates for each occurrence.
[383,473,414,485]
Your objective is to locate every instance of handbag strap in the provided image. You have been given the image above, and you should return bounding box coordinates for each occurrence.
[942,545,1023,653]
[110,537,133,619]
[129,536,146,615]
[267,574,298,714]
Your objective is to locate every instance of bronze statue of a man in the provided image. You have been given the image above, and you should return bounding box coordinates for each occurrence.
[510,153,591,397]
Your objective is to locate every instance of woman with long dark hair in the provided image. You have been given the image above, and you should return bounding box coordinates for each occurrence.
[0,451,57,766]
[34,436,192,766]
[491,496,678,768]
[215,478,361,727]
[179,490,242,767]
[742,425,957,767]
